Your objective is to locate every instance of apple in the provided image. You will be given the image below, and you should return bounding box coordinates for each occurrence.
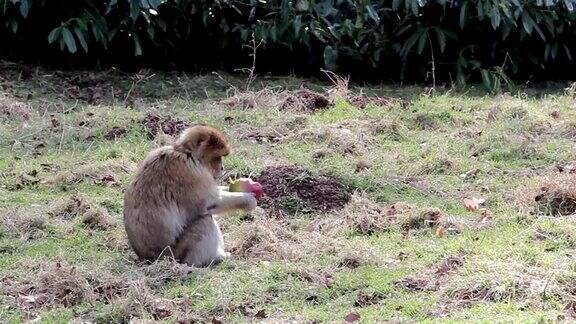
[229,177,264,200]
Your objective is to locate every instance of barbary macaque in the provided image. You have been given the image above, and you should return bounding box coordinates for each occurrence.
[123,125,257,267]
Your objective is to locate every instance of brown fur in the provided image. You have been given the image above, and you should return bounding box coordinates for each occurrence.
[123,125,256,266]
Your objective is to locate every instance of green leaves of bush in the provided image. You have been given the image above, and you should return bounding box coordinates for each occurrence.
[1,0,576,91]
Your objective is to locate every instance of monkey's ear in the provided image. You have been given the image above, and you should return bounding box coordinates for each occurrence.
[174,127,208,153]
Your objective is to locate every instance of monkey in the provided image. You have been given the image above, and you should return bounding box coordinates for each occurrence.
[123,125,257,267]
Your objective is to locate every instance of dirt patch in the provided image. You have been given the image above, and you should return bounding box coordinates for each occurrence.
[346,95,396,109]
[280,90,332,112]
[103,126,128,140]
[58,72,126,104]
[141,113,189,138]
[232,117,306,145]
[0,64,126,105]
[39,164,124,188]
[254,165,351,214]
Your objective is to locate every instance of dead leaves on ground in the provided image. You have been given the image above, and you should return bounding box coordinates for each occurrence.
[344,312,360,322]
[463,197,485,212]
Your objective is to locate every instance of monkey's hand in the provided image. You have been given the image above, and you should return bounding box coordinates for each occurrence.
[207,190,257,215]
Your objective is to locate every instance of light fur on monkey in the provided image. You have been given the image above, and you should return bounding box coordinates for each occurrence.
[123,125,257,267]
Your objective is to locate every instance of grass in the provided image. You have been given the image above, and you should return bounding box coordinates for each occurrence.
[1,64,576,323]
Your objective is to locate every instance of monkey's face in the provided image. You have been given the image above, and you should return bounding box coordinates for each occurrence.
[174,125,231,179]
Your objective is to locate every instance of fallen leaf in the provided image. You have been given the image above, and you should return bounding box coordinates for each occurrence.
[463,197,485,212]
[344,312,360,323]
[254,309,268,319]
[435,226,446,237]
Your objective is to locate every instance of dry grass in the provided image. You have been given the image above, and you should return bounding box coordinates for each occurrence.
[0,94,31,121]
[292,124,369,155]
[0,207,47,241]
[228,211,341,262]
[48,196,115,229]
[217,88,286,110]
[516,172,576,216]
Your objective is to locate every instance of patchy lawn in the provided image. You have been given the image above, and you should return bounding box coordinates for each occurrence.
[1,61,576,322]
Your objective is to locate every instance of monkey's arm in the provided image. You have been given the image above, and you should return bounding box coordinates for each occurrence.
[207,190,256,215]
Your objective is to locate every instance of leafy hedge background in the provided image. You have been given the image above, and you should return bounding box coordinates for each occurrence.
[2,0,576,89]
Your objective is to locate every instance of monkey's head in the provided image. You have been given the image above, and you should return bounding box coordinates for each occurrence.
[174,125,230,178]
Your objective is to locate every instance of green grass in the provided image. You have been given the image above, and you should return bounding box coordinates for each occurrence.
[1,67,576,323]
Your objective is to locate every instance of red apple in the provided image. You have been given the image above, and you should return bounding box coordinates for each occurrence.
[229,177,264,200]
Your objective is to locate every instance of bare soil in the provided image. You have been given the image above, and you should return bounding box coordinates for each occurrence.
[255,165,351,214]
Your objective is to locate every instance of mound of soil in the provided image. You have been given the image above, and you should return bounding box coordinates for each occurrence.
[103,127,127,140]
[141,113,189,138]
[281,90,331,112]
[255,165,351,214]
